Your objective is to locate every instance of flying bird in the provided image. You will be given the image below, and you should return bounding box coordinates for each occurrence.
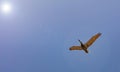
[69,33,102,53]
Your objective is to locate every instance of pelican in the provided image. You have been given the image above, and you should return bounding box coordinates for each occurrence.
[69,33,102,53]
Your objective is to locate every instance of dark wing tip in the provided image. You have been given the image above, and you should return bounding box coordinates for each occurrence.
[69,48,72,50]
[69,47,73,50]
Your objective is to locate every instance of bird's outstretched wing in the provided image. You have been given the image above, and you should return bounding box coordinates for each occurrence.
[84,33,101,48]
[69,46,83,50]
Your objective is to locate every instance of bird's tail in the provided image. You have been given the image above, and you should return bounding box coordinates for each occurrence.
[83,49,89,53]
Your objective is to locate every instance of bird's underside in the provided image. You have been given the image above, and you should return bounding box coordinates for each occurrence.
[69,33,101,53]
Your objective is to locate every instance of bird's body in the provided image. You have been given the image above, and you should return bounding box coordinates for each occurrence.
[69,33,101,53]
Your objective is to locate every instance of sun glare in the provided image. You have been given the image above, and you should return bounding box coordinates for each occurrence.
[1,2,12,14]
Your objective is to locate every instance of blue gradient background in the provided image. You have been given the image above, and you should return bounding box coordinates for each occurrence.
[0,0,120,72]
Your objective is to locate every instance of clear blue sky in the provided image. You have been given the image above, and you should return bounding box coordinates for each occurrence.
[0,0,120,72]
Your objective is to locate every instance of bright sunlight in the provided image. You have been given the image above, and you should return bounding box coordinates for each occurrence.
[0,2,12,14]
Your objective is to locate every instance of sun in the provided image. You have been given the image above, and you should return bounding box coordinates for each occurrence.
[0,2,12,14]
